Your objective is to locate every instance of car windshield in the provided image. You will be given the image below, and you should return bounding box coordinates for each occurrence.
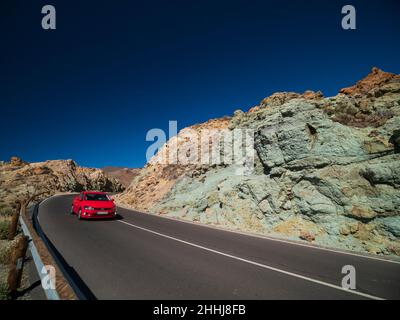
[85,193,110,201]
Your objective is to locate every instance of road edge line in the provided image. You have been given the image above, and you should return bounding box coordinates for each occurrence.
[19,210,60,300]
[116,203,400,265]
[118,219,385,300]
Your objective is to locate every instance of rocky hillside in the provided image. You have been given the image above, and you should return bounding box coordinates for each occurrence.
[0,157,124,208]
[102,166,141,188]
[117,117,231,212]
[117,67,400,257]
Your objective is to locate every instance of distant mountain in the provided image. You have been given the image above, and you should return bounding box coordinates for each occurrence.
[116,67,400,257]
[102,166,141,188]
[0,157,124,210]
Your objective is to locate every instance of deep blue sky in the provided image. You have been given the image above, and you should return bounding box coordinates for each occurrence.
[1,0,399,168]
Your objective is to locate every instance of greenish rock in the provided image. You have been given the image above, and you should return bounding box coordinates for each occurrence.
[378,217,400,237]
[293,180,337,219]
[121,68,400,257]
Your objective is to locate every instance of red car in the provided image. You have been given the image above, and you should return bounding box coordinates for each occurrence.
[71,191,117,220]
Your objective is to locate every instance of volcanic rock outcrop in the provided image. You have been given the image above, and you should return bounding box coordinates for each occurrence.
[117,68,400,256]
[0,157,124,208]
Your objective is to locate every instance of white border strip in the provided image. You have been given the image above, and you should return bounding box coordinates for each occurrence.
[118,220,384,300]
[19,211,60,300]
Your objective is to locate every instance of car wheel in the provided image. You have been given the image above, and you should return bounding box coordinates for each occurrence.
[78,209,82,220]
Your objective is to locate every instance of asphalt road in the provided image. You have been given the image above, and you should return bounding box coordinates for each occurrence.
[38,194,400,300]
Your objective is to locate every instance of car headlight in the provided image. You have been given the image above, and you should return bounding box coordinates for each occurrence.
[84,206,95,210]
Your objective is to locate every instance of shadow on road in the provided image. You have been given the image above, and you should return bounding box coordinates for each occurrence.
[78,214,125,222]
[33,203,98,300]
[42,231,98,300]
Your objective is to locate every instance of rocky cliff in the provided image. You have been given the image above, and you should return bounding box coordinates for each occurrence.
[0,157,124,208]
[102,166,141,188]
[117,67,400,256]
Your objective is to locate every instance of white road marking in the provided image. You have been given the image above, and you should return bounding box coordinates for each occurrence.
[118,220,384,300]
[39,195,56,207]
[117,204,400,265]
[46,194,400,265]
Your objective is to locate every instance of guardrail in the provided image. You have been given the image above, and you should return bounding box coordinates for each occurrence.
[19,201,92,300]
[19,209,60,300]
[30,202,90,300]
